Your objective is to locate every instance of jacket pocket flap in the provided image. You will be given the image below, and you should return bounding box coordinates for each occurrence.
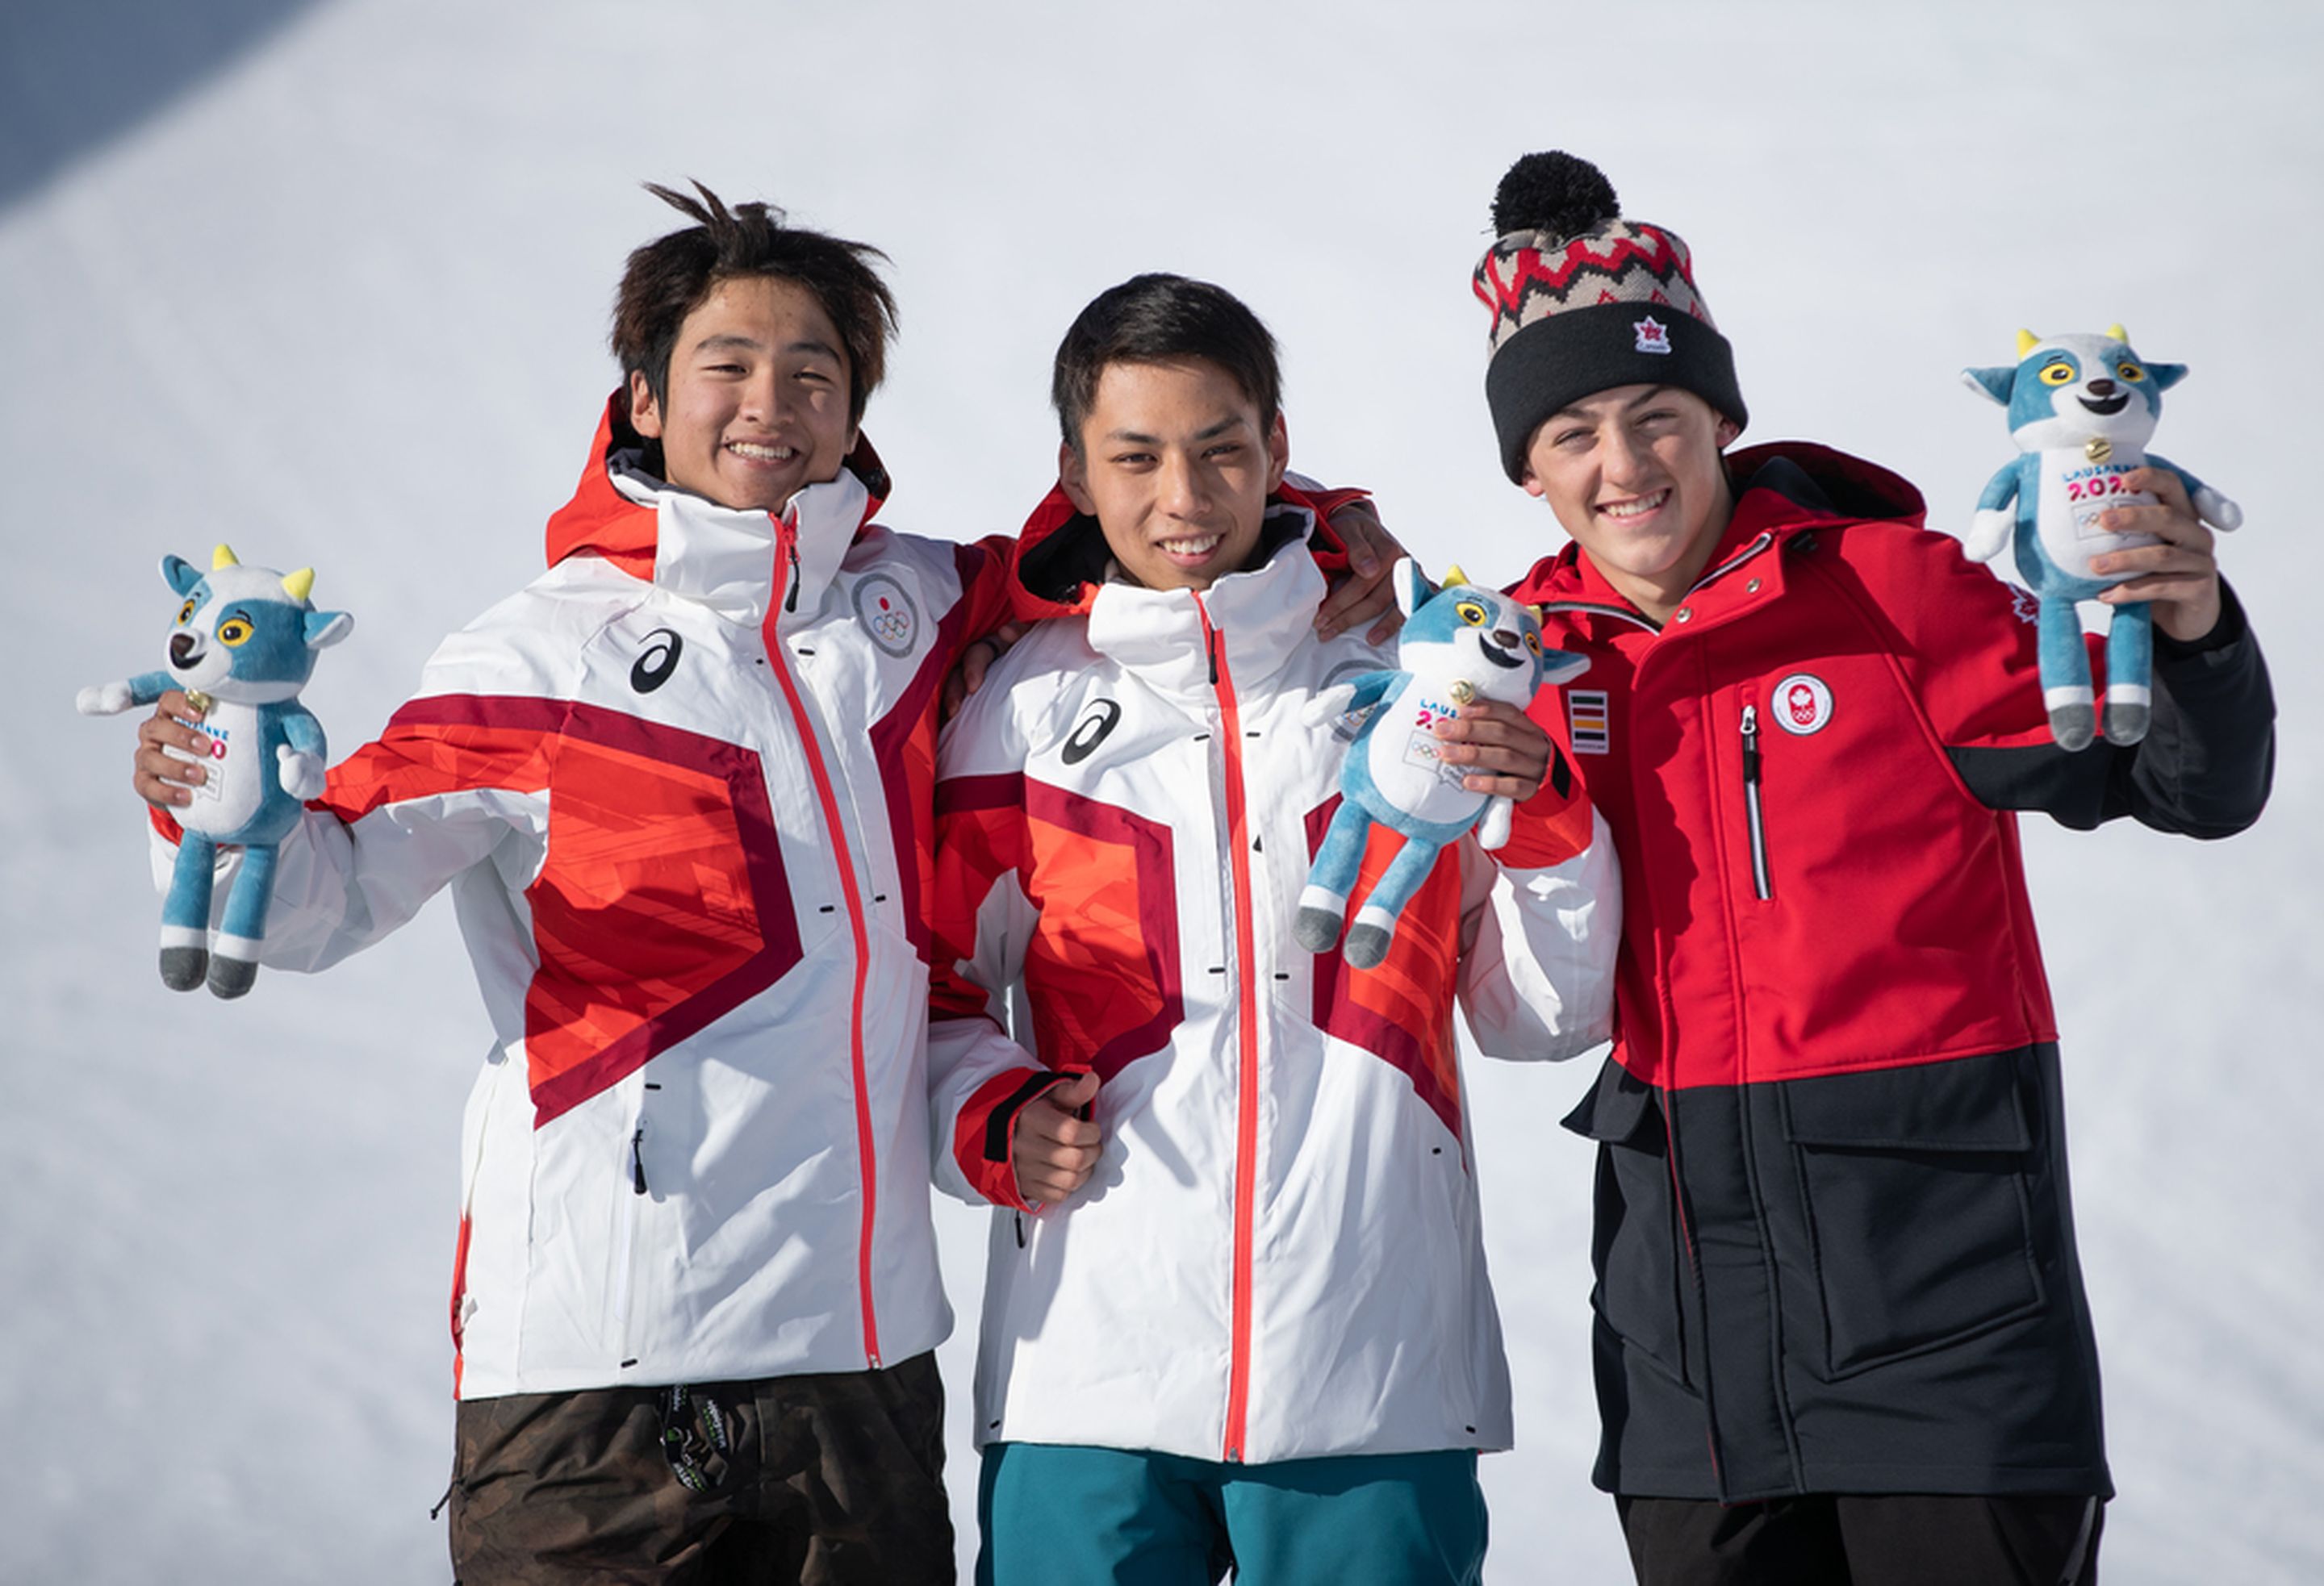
[1561,1057,1659,1145]
[1780,1053,2032,1152]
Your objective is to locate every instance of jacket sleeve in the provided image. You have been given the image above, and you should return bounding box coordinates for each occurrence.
[2095,585,2276,835]
[958,532,1022,644]
[1885,528,2276,835]
[1455,745,1621,1062]
[147,596,562,970]
[926,674,1072,1212]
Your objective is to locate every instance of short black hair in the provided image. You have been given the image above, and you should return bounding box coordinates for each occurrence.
[612,180,897,425]
[1051,273,1281,454]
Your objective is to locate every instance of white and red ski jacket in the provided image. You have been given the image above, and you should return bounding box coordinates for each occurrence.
[926,489,1620,1465]
[152,402,1010,1399]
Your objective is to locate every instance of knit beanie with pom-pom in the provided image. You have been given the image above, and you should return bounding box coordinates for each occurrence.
[1474,151,1746,481]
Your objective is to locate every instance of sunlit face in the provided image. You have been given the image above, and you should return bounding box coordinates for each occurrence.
[1060,357,1289,594]
[1520,384,1741,623]
[628,275,857,514]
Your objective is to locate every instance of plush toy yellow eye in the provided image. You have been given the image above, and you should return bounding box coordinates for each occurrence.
[1454,601,1488,625]
[2039,361,2077,386]
[177,599,197,625]
[2117,361,2146,382]
[216,617,253,647]
[1524,632,1543,653]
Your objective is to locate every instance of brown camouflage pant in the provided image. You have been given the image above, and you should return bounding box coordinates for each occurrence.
[448,1353,952,1585]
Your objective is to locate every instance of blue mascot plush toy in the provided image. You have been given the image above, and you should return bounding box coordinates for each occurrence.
[1295,558,1587,970]
[77,545,352,998]
[1962,327,2242,750]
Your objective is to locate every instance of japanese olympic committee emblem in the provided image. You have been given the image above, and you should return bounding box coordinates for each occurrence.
[851,574,919,658]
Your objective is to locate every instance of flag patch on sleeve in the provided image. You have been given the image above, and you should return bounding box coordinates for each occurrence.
[1567,688,1611,754]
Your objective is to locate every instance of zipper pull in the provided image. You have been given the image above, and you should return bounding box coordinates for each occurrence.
[1741,704,1761,785]
[784,537,802,614]
[631,1127,649,1196]
[1192,593,1220,685]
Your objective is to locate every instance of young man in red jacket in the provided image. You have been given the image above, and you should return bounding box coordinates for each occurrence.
[1472,152,2274,1586]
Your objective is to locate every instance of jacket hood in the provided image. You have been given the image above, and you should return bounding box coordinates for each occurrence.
[1006,478,1357,622]
[1729,441,1924,527]
[541,391,893,578]
[1511,440,1925,607]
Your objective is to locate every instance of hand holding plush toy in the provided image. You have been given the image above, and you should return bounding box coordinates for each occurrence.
[1962,327,2241,750]
[1295,558,1587,970]
[77,545,352,998]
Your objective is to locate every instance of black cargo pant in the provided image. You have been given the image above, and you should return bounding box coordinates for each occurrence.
[449,1353,952,1584]
[1616,1494,2102,1586]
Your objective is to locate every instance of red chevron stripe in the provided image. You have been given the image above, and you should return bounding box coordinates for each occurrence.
[1478,232,1696,319]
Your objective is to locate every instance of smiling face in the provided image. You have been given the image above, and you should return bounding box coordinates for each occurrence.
[1060,357,1289,593]
[1519,383,1741,624]
[627,275,858,514]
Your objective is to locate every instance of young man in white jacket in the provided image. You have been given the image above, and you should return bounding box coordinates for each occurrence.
[926,274,1621,1585]
[124,182,993,1584]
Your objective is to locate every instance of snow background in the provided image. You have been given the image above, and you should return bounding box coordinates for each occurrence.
[4,1,2317,1580]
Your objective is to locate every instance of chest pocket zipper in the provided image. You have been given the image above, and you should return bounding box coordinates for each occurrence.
[1741,705,1771,901]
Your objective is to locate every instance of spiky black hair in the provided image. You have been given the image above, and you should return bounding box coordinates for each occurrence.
[611,179,897,424]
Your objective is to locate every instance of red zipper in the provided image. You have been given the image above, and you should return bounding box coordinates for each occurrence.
[1200,598,1264,1462]
[762,514,884,1369]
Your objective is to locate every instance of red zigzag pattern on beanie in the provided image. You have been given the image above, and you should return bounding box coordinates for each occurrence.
[1473,234,1706,325]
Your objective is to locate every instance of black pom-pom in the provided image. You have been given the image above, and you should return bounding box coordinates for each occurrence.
[1491,152,1620,241]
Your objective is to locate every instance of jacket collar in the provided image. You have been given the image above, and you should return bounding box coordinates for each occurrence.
[1514,441,1925,634]
[1008,478,1352,622]
[541,394,889,626]
[1076,509,1329,697]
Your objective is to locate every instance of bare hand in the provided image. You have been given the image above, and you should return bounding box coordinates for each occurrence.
[942,622,1028,721]
[1316,499,1405,645]
[134,690,212,809]
[2092,467,2222,643]
[1432,698,1552,800]
[1013,1070,1102,1206]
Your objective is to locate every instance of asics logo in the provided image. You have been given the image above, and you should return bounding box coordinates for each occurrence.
[631,629,683,694]
[1060,700,1122,766]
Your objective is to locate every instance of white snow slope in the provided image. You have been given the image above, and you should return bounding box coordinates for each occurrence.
[3,2,2317,1581]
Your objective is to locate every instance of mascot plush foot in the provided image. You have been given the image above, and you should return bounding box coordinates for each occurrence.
[209,954,259,1000]
[1344,906,1398,971]
[160,944,209,993]
[2050,700,2096,753]
[1294,887,1348,953]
